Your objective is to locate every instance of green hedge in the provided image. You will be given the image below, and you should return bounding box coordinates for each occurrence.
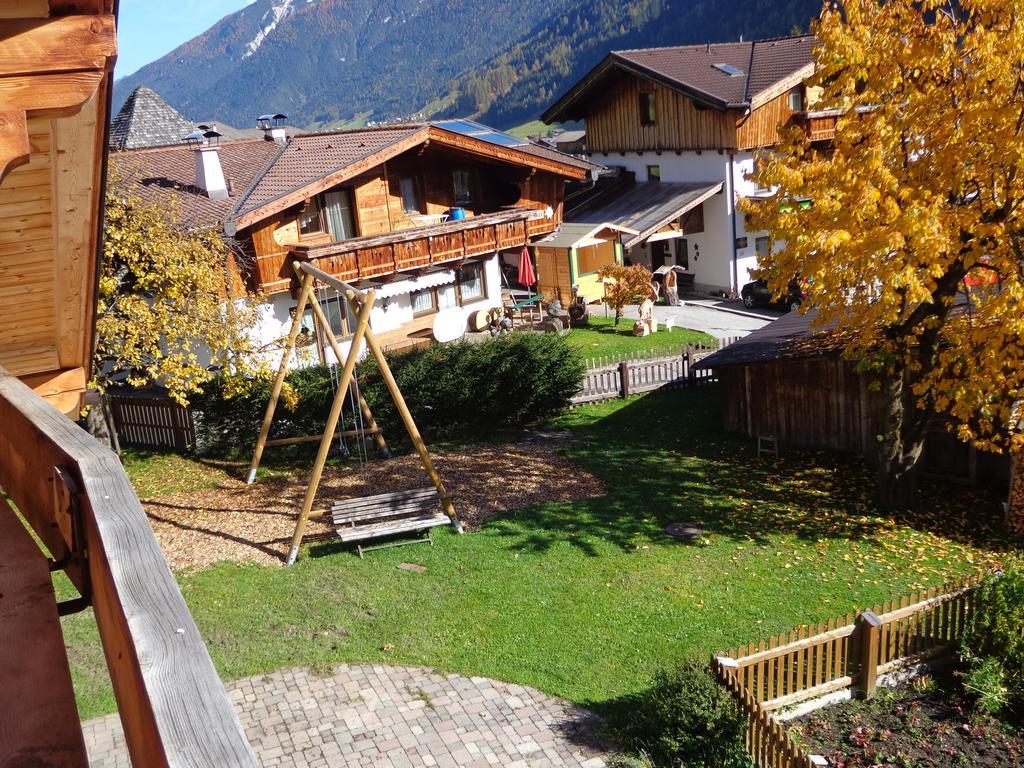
[609,658,750,768]
[193,332,585,457]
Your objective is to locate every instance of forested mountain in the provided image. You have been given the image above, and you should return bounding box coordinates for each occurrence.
[114,0,823,131]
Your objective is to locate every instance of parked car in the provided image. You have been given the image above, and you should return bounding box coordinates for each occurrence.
[740,278,807,312]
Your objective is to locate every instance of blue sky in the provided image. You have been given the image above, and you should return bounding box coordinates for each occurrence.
[116,0,255,78]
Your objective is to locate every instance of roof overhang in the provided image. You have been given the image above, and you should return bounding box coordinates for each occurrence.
[622,182,723,248]
[542,53,733,124]
[228,124,591,234]
[537,222,637,250]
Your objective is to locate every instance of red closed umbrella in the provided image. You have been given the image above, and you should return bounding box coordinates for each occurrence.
[517,245,536,288]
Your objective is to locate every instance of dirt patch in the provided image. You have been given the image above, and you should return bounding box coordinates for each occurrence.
[142,441,605,571]
[791,671,1024,768]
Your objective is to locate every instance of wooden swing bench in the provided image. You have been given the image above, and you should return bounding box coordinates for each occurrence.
[330,486,453,557]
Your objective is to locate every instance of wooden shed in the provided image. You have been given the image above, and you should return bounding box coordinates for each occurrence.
[532,221,632,304]
[0,5,256,765]
[696,311,1011,487]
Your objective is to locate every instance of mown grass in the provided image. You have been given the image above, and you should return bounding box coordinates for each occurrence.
[566,315,714,359]
[61,388,1013,721]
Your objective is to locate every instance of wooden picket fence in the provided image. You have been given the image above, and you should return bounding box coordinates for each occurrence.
[108,391,196,451]
[714,577,983,768]
[571,338,738,405]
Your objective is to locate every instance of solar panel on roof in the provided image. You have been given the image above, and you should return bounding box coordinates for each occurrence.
[434,120,527,148]
[712,62,745,77]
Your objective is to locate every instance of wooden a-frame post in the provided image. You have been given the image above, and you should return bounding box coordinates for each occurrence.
[249,260,461,565]
[246,269,315,484]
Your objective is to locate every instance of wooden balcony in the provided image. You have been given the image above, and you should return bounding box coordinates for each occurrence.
[794,110,839,143]
[0,367,256,767]
[282,207,554,287]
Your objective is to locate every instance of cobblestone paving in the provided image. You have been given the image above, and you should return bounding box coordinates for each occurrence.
[83,664,610,767]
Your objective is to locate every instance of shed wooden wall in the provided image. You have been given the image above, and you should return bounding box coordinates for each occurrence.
[716,359,1011,486]
[534,246,572,304]
[583,70,738,152]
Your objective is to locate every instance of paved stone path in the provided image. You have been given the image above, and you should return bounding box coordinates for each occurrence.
[83,664,609,767]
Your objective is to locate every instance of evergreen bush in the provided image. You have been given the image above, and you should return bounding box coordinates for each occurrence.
[193,333,584,457]
[610,658,750,768]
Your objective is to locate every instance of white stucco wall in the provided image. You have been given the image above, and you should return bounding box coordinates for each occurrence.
[252,255,503,369]
[588,149,770,293]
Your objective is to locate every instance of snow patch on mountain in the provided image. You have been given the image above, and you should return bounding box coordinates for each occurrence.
[243,0,298,59]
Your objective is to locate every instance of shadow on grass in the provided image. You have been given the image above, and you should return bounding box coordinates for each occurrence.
[485,387,1009,556]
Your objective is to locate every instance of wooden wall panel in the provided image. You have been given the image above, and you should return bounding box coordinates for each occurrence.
[534,246,571,304]
[736,89,799,150]
[352,171,391,237]
[585,70,738,152]
[0,116,55,377]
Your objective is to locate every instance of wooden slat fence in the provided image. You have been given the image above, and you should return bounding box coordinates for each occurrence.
[714,577,982,768]
[571,338,739,405]
[108,392,196,451]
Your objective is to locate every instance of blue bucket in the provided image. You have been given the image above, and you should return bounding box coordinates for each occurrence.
[450,207,467,221]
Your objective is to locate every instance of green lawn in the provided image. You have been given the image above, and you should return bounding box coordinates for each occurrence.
[61,388,1012,721]
[567,314,714,359]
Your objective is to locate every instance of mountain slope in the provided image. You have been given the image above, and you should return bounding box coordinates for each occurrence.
[114,0,823,131]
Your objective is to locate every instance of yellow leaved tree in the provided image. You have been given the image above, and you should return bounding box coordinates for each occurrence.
[597,263,655,325]
[744,0,1024,509]
[94,180,266,406]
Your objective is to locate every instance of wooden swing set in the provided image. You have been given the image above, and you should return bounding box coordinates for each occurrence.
[247,260,462,565]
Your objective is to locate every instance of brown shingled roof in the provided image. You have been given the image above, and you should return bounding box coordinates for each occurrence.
[230,126,427,222]
[542,35,817,122]
[111,140,282,229]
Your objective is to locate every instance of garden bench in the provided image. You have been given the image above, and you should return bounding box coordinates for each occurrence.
[330,486,452,557]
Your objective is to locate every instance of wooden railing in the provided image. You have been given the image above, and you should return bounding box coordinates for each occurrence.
[714,578,981,768]
[285,208,546,286]
[794,111,839,143]
[0,367,256,767]
[571,340,737,405]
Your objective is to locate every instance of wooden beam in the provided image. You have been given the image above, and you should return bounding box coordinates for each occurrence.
[0,70,103,118]
[51,85,104,373]
[22,366,86,415]
[0,0,50,19]
[0,15,116,76]
[0,110,30,183]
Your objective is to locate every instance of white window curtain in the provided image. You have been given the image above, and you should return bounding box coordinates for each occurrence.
[324,190,356,241]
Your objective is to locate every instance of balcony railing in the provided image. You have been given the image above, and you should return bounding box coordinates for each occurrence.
[0,366,257,767]
[794,110,840,143]
[259,207,554,289]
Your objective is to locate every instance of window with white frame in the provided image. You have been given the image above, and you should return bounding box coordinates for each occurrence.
[410,288,436,316]
[457,262,485,302]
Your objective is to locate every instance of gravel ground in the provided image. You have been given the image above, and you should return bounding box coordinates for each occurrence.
[142,441,605,572]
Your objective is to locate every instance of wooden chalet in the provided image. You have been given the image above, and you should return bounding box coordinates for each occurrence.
[541,36,836,295]
[114,117,596,353]
[0,4,256,765]
[695,312,1011,488]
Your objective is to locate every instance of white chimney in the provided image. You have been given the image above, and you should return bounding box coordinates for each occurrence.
[184,127,229,201]
[257,112,288,146]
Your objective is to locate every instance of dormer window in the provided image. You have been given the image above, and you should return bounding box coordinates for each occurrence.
[639,92,657,125]
[788,87,804,112]
[298,196,326,237]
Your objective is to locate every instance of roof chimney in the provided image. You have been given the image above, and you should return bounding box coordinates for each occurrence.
[257,113,288,145]
[184,127,229,201]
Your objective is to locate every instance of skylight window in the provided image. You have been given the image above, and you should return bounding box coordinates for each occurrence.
[712,62,745,77]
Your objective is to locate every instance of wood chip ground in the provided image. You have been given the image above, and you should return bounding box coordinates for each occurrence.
[142,442,605,572]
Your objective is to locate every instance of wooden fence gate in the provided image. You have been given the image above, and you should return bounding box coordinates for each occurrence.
[108,392,196,451]
[571,339,738,406]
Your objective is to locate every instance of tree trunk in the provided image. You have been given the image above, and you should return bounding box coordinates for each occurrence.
[875,369,929,511]
[613,309,622,326]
